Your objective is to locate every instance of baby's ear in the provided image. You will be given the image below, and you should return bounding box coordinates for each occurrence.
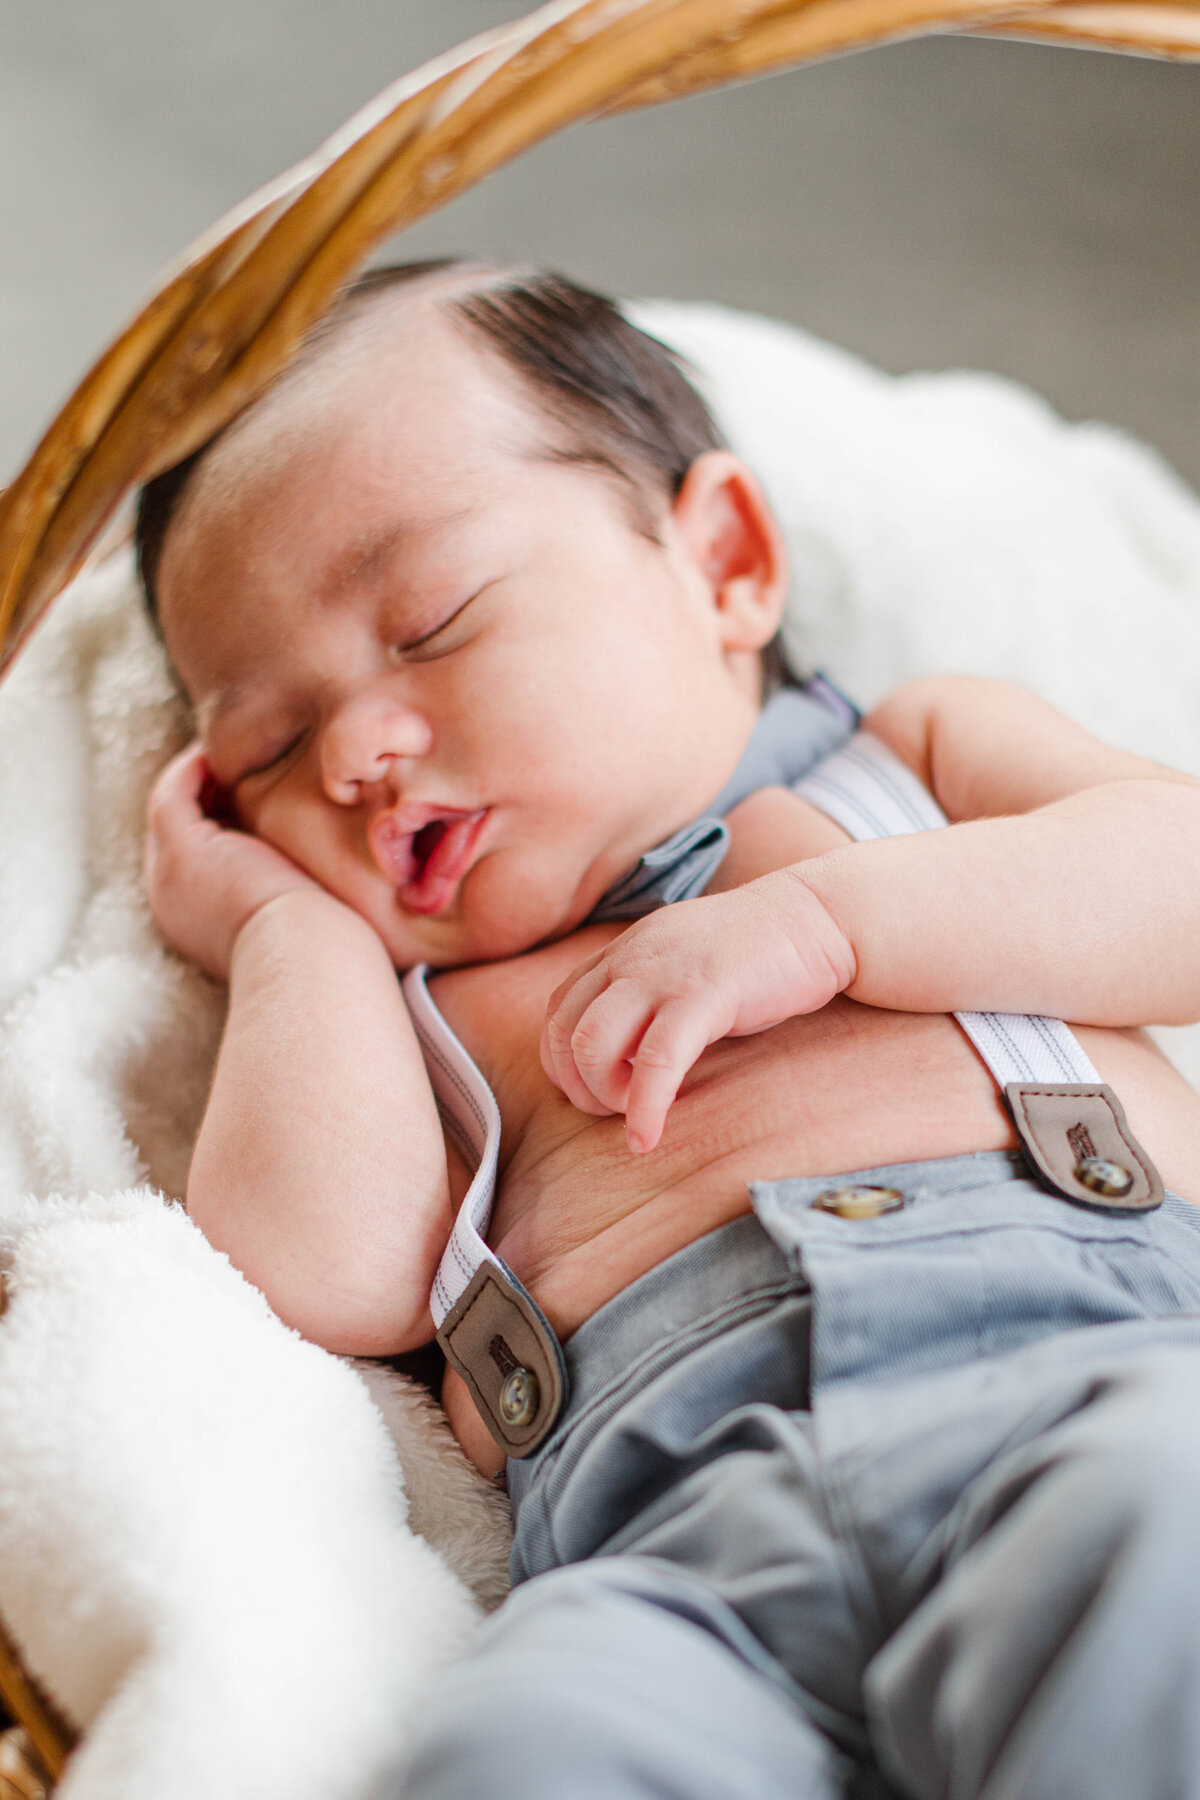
[669,451,787,652]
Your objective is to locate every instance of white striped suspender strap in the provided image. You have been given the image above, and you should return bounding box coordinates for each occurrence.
[403,965,504,1323]
[403,966,567,1458]
[794,731,1163,1211]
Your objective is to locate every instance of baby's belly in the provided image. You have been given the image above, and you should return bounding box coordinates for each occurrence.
[477,1000,1199,1345]
[433,945,1200,1471]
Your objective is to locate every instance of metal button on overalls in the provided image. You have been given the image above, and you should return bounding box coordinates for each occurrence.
[812,1185,906,1220]
[499,1367,540,1427]
[1075,1156,1134,1199]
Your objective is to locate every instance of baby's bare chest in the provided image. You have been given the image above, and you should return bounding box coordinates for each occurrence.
[430,936,1021,1338]
[433,937,1200,1346]
[432,936,1200,1473]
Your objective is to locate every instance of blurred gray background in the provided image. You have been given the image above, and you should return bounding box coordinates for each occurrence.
[3,2,1200,484]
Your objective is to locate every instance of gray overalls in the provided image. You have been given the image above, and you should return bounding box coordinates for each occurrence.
[394,686,1200,1800]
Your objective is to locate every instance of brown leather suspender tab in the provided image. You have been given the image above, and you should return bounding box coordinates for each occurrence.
[1005,1082,1164,1213]
[436,1262,568,1458]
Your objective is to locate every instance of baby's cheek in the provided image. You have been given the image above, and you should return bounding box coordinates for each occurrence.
[463,844,586,960]
[251,789,342,887]
[230,776,272,836]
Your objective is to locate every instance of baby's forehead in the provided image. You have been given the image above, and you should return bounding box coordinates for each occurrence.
[154,330,596,689]
[172,308,550,554]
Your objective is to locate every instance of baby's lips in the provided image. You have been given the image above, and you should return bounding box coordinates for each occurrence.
[399,808,490,915]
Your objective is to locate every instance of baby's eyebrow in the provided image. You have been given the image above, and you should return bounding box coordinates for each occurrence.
[193,507,477,739]
[318,510,473,608]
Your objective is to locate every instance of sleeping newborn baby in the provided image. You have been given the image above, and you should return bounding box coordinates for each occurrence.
[142,262,1200,1800]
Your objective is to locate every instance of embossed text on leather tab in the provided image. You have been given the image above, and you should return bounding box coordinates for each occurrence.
[436,1262,567,1458]
[1004,1081,1164,1212]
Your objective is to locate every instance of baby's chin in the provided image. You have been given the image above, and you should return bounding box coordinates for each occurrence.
[380,856,602,973]
[384,906,570,974]
[274,831,607,973]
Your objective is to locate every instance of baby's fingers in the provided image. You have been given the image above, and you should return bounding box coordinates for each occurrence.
[147,742,216,842]
[624,998,719,1155]
[541,962,621,1114]
[561,978,661,1117]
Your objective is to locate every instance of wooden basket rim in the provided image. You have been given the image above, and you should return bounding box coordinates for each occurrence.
[1,0,1198,679]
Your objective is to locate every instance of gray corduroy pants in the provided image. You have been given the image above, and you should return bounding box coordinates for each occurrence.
[399,1151,1200,1799]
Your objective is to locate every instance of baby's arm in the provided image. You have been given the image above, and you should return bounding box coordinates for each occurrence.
[147,745,451,1355]
[806,676,1200,1021]
[543,677,1200,1150]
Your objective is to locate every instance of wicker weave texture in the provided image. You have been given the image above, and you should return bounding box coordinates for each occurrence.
[0,0,1198,676]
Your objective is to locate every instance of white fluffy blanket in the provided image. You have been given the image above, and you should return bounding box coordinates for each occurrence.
[1,299,1198,1797]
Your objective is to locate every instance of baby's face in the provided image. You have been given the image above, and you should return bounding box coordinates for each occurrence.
[157,312,771,969]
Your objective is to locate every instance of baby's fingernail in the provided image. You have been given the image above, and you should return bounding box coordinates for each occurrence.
[627,1131,646,1155]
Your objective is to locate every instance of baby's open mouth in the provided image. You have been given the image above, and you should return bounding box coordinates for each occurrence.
[370,805,489,917]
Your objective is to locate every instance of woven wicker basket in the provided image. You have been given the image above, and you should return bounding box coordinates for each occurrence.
[0,0,1197,1783]
[2,0,1200,682]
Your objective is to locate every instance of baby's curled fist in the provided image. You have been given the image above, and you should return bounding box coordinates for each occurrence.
[145,742,320,981]
[540,870,857,1155]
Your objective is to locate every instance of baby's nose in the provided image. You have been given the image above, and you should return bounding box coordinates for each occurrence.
[320,694,433,803]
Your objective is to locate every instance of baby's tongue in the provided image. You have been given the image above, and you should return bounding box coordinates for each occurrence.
[401,811,487,915]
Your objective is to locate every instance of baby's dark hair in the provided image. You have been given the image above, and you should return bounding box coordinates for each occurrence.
[135,260,728,622]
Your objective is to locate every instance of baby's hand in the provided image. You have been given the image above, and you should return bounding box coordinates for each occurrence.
[540,871,856,1154]
[145,742,321,981]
